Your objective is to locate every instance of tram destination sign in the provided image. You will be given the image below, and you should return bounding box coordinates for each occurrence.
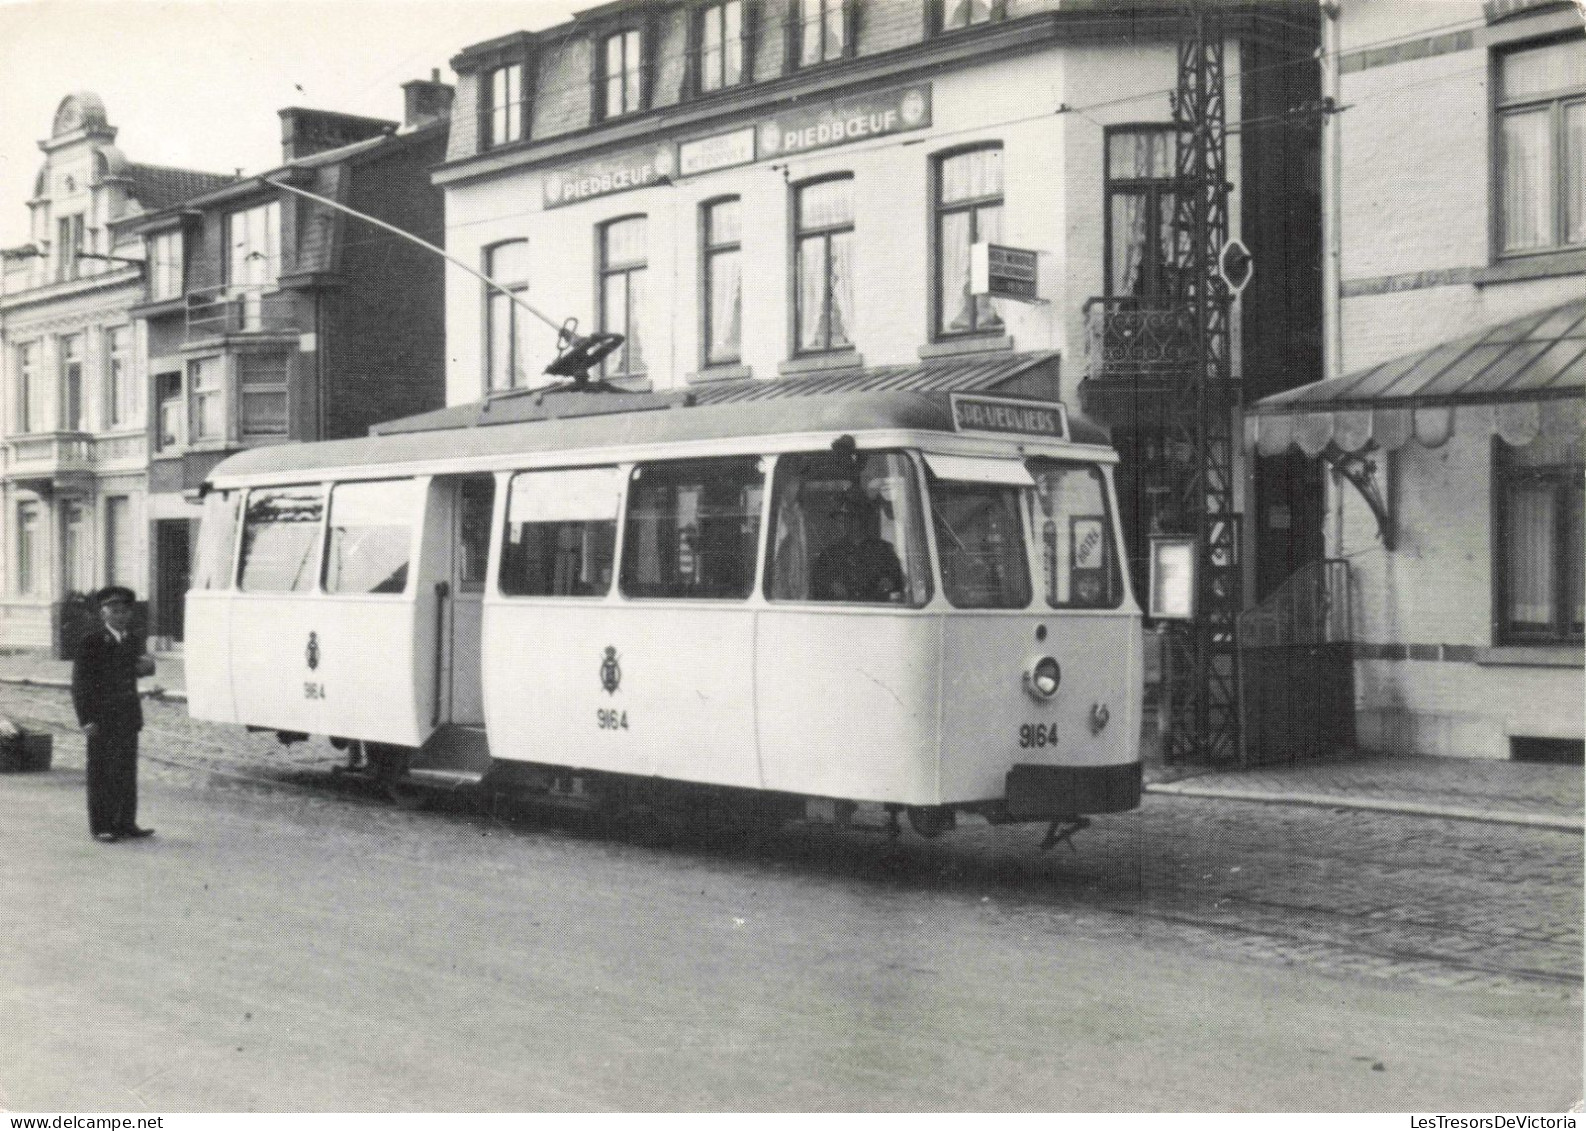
[950,394,1069,441]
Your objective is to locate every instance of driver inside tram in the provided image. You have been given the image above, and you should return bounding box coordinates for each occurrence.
[811,489,906,603]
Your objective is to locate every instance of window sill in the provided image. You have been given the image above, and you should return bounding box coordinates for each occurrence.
[779,352,863,377]
[1474,248,1586,286]
[1476,645,1584,668]
[687,364,752,385]
[919,335,1013,360]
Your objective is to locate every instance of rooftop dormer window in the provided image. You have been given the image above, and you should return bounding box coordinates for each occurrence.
[485,61,528,149]
[697,1,747,94]
[795,0,851,68]
[601,28,646,120]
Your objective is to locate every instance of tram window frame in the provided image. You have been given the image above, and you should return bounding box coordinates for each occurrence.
[925,471,1033,610]
[764,449,932,607]
[499,466,623,599]
[1024,458,1125,610]
[322,478,419,597]
[619,456,764,601]
[237,484,326,594]
[192,489,243,591]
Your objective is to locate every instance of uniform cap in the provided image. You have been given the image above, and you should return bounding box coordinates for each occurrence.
[95,585,135,606]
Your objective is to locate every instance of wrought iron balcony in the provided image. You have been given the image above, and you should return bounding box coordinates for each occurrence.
[1082,297,1199,386]
[185,283,296,342]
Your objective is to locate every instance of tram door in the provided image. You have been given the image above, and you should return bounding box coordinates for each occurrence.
[439,475,494,725]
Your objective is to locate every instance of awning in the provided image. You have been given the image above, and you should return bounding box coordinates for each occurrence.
[1247,297,1586,457]
[921,452,1036,485]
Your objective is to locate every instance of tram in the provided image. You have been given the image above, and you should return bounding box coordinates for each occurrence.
[184,379,1143,842]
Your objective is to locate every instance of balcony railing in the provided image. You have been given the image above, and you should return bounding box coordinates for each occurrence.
[1083,297,1199,385]
[4,431,147,481]
[185,283,295,342]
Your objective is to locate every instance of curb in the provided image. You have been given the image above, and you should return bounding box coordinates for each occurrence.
[1146,780,1584,833]
[0,673,187,704]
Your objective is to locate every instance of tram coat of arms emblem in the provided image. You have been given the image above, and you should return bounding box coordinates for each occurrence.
[306,632,320,671]
[600,646,621,694]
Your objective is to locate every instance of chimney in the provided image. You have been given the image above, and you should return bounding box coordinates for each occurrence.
[402,70,456,130]
[279,107,398,163]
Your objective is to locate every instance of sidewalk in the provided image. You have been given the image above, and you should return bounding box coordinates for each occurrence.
[1,647,1578,831]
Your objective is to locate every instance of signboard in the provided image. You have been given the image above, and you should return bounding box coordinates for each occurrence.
[678,128,756,177]
[1149,536,1197,620]
[949,394,1068,441]
[757,85,932,160]
[970,242,1040,301]
[543,144,676,210]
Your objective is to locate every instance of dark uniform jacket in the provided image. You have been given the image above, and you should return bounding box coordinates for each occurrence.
[71,628,145,733]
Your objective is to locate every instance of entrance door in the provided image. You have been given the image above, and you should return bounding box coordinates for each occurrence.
[155,520,191,641]
[444,475,494,725]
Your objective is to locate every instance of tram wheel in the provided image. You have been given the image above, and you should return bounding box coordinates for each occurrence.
[906,805,956,839]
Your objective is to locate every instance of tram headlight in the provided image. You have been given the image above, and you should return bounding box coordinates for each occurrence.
[1024,656,1062,701]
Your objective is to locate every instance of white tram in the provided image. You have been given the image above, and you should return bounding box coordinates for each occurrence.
[185,383,1143,839]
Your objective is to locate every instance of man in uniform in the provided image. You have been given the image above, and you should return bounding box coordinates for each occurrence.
[811,491,906,603]
[72,586,156,842]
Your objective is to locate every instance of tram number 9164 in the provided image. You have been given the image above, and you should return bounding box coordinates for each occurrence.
[597,709,630,731]
[1019,722,1059,749]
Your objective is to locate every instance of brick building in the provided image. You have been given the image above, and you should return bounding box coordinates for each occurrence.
[431,0,1321,604]
[0,93,235,650]
[1248,0,1583,759]
[125,77,453,642]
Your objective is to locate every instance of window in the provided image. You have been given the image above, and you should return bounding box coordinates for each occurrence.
[599,217,647,379]
[192,490,241,591]
[500,467,622,597]
[702,198,743,367]
[15,342,39,434]
[621,457,763,599]
[1026,460,1124,609]
[189,356,224,442]
[1496,36,1586,255]
[226,201,281,330]
[156,372,184,450]
[239,353,289,441]
[766,451,931,605]
[794,178,855,354]
[1105,126,1188,300]
[55,214,83,282]
[485,62,527,149]
[1497,434,1583,644]
[324,479,417,595]
[147,230,184,301]
[456,476,496,593]
[17,503,39,595]
[929,474,1031,609]
[796,0,849,67]
[239,485,324,592]
[935,146,1005,337]
[697,1,746,93]
[105,496,136,590]
[485,240,531,392]
[106,326,133,428]
[602,29,645,119]
[937,0,1003,31]
[62,499,89,594]
[60,334,84,431]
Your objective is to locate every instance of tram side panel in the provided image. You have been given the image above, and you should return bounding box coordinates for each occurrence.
[481,602,762,789]
[184,591,236,724]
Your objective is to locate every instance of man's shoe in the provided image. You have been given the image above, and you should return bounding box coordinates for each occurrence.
[119,827,154,839]
[94,832,120,843]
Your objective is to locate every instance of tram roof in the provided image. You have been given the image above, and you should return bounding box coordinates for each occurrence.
[208,353,1111,482]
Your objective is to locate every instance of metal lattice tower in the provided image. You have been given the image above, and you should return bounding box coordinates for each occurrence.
[1161,0,1244,765]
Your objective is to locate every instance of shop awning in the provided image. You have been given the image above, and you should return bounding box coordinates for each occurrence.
[1247,298,1586,457]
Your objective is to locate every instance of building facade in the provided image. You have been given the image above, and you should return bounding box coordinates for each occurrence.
[433,0,1320,605]
[1249,0,1583,759]
[126,79,454,643]
[0,94,236,650]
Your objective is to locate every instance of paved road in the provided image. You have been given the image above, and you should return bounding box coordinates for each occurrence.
[1,686,1580,1111]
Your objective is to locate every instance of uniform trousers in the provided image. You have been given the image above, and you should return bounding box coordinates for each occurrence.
[86,726,140,837]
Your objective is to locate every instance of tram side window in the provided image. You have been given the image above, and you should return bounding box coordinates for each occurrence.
[621,457,763,599]
[930,477,1032,609]
[191,490,241,590]
[1027,460,1123,609]
[766,451,931,606]
[238,485,325,592]
[500,467,621,597]
[324,479,417,595]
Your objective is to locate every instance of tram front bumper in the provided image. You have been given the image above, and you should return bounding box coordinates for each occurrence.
[1005,760,1142,818]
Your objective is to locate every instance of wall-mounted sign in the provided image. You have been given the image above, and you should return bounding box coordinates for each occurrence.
[950,394,1068,441]
[543,143,676,210]
[758,84,932,160]
[970,242,1039,301]
[678,128,757,177]
[1149,536,1197,620]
